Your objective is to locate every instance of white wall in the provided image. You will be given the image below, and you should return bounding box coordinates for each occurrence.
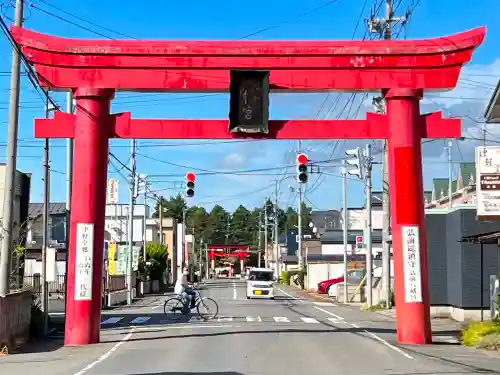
[321,243,382,256]
[345,207,383,230]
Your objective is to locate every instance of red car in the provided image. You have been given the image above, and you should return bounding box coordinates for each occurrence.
[317,275,345,294]
[317,269,365,294]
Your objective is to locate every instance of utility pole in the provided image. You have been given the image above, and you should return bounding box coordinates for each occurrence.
[365,144,373,307]
[370,0,406,308]
[64,91,74,295]
[297,186,303,273]
[143,177,147,259]
[342,161,349,303]
[159,196,164,245]
[274,180,280,278]
[264,199,268,268]
[41,97,51,335]
[127,139,136,305]
[0,0,24,296]
[447,140,453,209]
[258,213,262,267]
[225,215,230,245]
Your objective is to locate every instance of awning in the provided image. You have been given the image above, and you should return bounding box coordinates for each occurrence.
[460,230,500,244]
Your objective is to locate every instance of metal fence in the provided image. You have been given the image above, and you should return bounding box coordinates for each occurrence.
[23,274,66,295]
[23,274,130,296]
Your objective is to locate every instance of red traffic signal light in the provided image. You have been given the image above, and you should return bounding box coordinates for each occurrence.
[356,235,363,244]
[186,172,195,198]
[297,153,308,165]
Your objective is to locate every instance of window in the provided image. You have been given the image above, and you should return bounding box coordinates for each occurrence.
[249,271,273,281]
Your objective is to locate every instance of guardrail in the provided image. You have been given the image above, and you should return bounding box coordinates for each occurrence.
[0,289,32,354]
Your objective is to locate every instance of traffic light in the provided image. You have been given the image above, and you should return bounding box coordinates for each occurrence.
[345,147,363,179]
[296,153,308,184]
[185,172,195,198]
[229,70,270,134]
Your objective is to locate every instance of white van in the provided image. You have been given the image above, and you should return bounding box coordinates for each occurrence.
[246,267,275,299]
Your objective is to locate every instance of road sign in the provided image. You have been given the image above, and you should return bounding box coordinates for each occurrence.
[107,178,119,204]
[355,235,363,250]
[476,146,500,219]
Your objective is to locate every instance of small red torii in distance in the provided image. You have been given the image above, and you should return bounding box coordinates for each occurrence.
[9,25,485,348]
[207,244,250,260]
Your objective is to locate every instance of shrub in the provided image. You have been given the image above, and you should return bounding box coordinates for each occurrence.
[477,333,500,350]
[461,320,500,347]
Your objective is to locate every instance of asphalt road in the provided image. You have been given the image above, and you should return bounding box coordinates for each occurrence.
[3,278,500,375]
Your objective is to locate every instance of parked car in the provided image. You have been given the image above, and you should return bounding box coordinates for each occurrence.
[317,269,365,295]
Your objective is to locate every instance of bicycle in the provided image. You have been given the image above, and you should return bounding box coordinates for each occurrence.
[163,286,218,321]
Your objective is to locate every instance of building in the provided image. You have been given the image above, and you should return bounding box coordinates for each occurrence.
[425,162,476,209]
[310,210,341,235]
[25,202,67,275]
[0,164,31,248]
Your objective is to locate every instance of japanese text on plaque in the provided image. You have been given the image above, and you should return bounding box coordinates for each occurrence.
[402,226,422,303]
[74,223,94,301]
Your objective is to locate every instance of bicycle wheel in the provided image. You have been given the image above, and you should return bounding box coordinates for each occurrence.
[196,297,218,320]
[163,297,183,320]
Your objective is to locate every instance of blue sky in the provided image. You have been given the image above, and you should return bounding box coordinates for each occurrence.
[1,0,499,214]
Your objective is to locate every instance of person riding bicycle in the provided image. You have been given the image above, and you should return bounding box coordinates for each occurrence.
[181,266,196,309]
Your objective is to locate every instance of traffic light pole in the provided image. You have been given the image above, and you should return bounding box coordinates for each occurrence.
[298,186,303,272]
[127,139,136,305]
[264,201,269,268]
[274,180,280,278]
[365,144,373,307]
[342,161,348,303]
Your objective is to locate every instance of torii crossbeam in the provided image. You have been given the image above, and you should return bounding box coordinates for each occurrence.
[10,25,485,347]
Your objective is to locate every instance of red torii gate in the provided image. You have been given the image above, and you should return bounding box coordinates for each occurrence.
[207,244,249,276]
[10,25,484,347]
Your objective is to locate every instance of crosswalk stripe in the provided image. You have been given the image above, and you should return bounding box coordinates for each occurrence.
[101,317,123,325]
[273,316,290,322]
[246,316,262,322]
[327,317,345,324]
[130,316,151,324]
[300,317,319,324]
[217,317,233,322]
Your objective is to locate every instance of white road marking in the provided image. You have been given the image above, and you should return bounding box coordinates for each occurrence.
[300,317,319,324]
[327,317,346,324]
[138,324,233,331]
[273,316,291,322]
[152,305,163,310]
[314,306,345,320]
[276,288,305,302]
[130,316,151,324]
[218,317,233,322]
[314,301,337,307]
[360,327,414,360]
[246,316,262,322]
[232,282,237,300]
[101,317,123,325]
[316,307,413,359]
[72,328,134,375]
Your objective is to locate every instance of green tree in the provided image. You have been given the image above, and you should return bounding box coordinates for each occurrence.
[153,194,186,223]
[230,205,252,245]
[141,242,167,281]
[206,205,230,245]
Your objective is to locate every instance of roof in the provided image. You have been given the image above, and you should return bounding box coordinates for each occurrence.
[249,268,274,272]
[432,178,457,201]
[461,231,500,245]
[458,162,476,188]
[485,79,500,123]
[320,229,383,244]
[29,202,66,217]
[281,254,366,263]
